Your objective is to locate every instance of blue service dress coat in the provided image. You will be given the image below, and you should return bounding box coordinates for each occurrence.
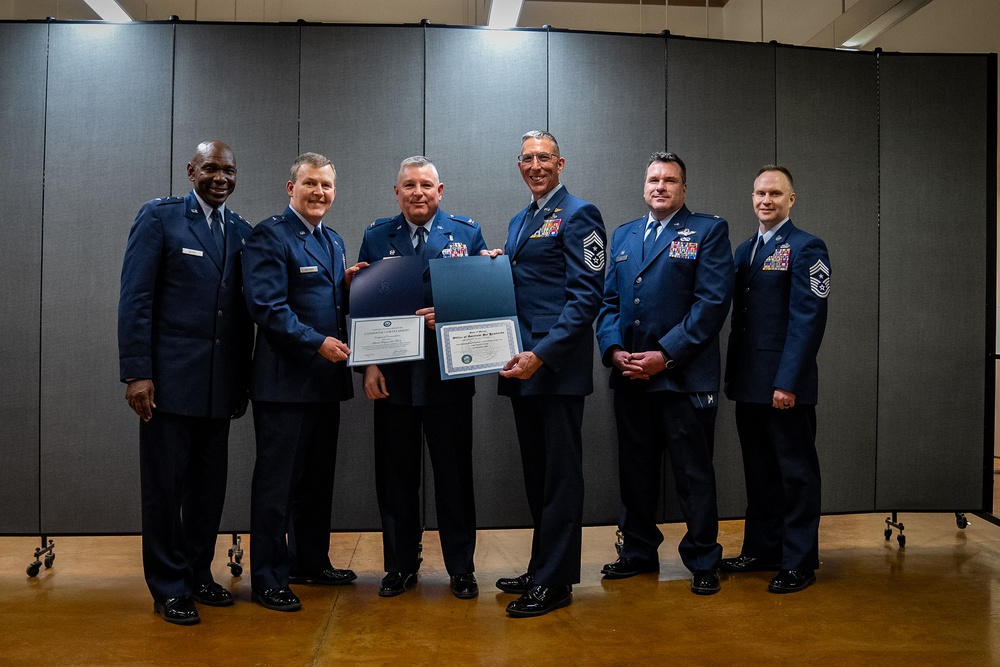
[243,206,353,404]
[357,209,487,406]
[596,205,734,394]
[498,186,607,398]
[119,190,254,416]
[118,190,254,602]
[726,220,830,405]
[594,204,733,572]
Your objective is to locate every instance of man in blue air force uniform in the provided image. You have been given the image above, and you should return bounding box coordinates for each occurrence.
[118,140,254,625]
[595,151,734,595]
[722,165,830,594]
[495,130,607,618]
[242,153,365,612]
[357,156,499,600]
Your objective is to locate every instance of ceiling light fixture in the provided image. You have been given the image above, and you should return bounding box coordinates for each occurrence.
[488,0,524,29]
[83,0,133,22]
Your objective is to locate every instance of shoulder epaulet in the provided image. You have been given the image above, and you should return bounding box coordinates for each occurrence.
[151,196,184,207]
[368,217,396,229]
[231,212,252,228]
[448,214,478,227]
[689,211,722,220]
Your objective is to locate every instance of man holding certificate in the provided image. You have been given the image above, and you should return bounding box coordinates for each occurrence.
[356,156,495,600]
[242,153,363,612]
[496,131,607,617]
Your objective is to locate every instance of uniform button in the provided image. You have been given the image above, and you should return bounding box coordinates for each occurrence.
[215,339,221,345]
[512,260,517,266]
[218,310,224,316]
[636,277,642,284]
[634,298,640,305]
[744,287,750,293]
[634,319,640,326]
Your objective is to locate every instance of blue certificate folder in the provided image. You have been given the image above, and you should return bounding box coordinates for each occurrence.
[349,255,424,318]
[429,255,522,379]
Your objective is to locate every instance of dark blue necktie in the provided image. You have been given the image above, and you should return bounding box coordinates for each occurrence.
[518,202,538,246]
[211,208,225,257]
[750,234,765,264]
[642,219,659,260]
[413,227,427,256]
[317,226,334,259]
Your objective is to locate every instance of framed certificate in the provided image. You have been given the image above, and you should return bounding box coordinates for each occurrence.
[439,318,521,378]
[347,315,424,367]
[429,255,523,379]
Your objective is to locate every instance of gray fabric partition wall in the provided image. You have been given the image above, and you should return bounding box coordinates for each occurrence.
[0,24,46,534]
[774,46,879,512]
[40,23,174,533]
[665,38,777,518]
[877,53,992,510]
[0,22,992,537]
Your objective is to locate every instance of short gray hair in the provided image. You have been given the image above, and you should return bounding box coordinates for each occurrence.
[521,130,560,155]
[290,152,335,183]
[398,155,439,182]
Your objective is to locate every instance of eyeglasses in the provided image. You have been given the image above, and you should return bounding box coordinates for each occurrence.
[518,152,559,165]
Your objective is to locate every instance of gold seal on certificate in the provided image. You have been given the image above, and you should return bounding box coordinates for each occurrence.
[439,319,520,377]
[347,315,424,367]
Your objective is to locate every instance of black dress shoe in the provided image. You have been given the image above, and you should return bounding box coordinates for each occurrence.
[153,596,200,625]
[768,569,816,594]
[191,581,234,607]
[691,570,721,595]
[379,572,418,598]
[251,587,302,611]
[601,556,659,579]
[450,573,479,599]
[506,585,572,618]
[495,572,534,594]
[289,568,358,586]
[719,554,781,573]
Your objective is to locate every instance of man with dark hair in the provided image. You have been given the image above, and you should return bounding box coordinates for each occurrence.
[595,151,733,595]
[496,130,607,617]
[357,156,498,600]
[242,152,365,612]
[119,140,254,625]
[722,165,830,594]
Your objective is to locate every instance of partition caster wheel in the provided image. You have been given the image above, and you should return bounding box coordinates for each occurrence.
[26,563,40,577]
[884,527,892,541]
[897,534,906,548]
[229,564,243,577]
[956,513,969,529]
[44,553,55,568]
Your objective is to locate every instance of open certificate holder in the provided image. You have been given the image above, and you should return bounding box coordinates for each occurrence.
[347,256,425,367]
[429,255,522,379]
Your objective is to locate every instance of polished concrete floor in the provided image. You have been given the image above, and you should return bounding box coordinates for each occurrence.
[1,508,999,666]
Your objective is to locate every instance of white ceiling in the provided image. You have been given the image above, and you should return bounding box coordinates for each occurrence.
[0,0,997,53]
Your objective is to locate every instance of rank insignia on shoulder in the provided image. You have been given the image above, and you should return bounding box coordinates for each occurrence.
[584,230,605,272]
[810,259,831,298]
[389,249,396,256]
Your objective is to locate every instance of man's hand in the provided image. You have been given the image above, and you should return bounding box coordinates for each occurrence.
[499,351,543,380]
[126,379,156,422]
[617,351,667,380]
[416,306,436,331]
[773,389,796,410]
[345,261,369,288]
[364,365,390,400]
[479,248,503,258]
[318,336,351,363]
